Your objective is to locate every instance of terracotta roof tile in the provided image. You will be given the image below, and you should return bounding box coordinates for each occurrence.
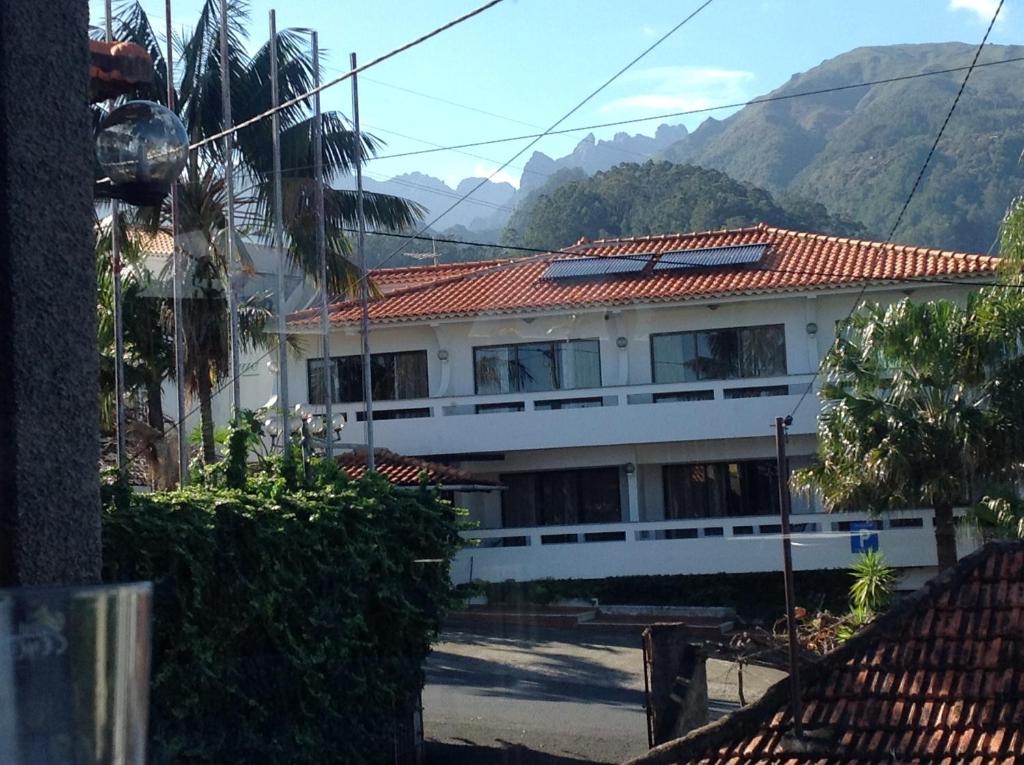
[290,225,999,328]
[335,448,499,489]
[624,542,1024,765]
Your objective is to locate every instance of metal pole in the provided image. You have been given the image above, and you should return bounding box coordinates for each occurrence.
[312,32,333,460]
[269,10,290,445]
[219,0,242,422]
[167,0,188,486]
[352,51,374,472]
[775,415,803,739]
[104,1,127,476]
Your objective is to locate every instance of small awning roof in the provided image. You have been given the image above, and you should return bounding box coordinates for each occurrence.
[89,40,153,103]
[336,448,501,491]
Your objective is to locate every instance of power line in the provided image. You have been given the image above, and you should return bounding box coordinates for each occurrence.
[364,54,1024,163]
[787,0,1006,423]
[365,0,719,277]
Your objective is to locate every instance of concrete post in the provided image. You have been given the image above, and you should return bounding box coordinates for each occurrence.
[0,1,102,585]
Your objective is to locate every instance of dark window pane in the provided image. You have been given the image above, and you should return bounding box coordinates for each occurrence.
[652,333,687,383]
[577,468,621,523]
[337,356,363,402]
[739,325,787,377]
[475,346,512,394]
[307,359,337,405]
[560,339,601,389]
[501,474,537,528]
[652,325,786,384]
[476,340,600,393]
[393,351,428,399]
[515,343,559,392]
[665,460,778,519]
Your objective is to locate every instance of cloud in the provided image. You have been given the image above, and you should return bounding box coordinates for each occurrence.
[471,163,519,189]
[599,66,753,116]
[949,0,1004,23]
[641,24,658,38]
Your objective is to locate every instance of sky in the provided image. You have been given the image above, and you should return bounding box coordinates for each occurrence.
[92,0,1021,191]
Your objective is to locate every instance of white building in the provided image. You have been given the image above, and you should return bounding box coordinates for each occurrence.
[272,224,997,585]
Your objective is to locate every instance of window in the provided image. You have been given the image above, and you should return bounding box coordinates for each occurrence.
[500,467,621,527]
[663,460,779,519]
[308,350,428,404]
[651,324,786,383]
[474,339,601,394]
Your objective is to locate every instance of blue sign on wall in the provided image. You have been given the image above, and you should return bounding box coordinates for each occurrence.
[850,521,880,554]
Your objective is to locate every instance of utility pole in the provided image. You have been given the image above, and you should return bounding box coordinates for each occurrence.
[105,0,127,476]
[312,32,333,460]
[269,9,290,445]
[167,0,188,485]
[352,51,375,472]
[775,414,803,739]
[219,0,242,422]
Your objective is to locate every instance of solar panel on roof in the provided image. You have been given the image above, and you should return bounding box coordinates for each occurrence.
[652,243,768,271]
[543,256,648,280]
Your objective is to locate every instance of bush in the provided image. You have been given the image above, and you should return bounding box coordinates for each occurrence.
[484,569,852,622]
[101,462,463,764]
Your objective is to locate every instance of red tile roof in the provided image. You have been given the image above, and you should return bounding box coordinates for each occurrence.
[369,259,515,294]
[625,541,1024,765]
[89,40,153,103]
[336,448,500,489]
[289,225,999,327]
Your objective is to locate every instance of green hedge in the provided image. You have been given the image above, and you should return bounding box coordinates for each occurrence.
[484,569,853,622]
[102,465,462,764]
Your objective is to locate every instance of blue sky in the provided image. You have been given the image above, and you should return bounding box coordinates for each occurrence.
[94,0,1020,189]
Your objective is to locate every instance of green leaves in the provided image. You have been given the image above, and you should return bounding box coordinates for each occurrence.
[101,464,463,764]
[848,551,896,613]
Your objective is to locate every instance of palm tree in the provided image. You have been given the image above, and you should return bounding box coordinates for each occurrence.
[792,293,1024,572]
[106,0,423,461]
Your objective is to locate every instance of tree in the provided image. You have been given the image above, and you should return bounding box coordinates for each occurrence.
[792,288,1024,571]
[104,0,423,462]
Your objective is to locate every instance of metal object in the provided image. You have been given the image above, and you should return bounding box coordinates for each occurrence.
[652,243,768,271]
[642,633,655,748]
[352,51,375,472]
[167,0,188,486]
[219,0,242,422]
[774,414,803,739]
[95,102,188,207]
[0,581,153,764]
[543,257,646,280]
[269,9,290,449]
[104,0,127,476]
[312,32,333,461]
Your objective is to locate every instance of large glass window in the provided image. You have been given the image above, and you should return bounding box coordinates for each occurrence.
[474,339,601,394]
[308,350,428,404]
[501,467,621,527]
[663,460,779,519]
[651,324,786,383]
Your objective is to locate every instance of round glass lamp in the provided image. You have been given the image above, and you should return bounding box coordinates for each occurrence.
[96,101,188,206]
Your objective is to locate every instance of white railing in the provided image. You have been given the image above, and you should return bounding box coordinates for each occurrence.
[308,373,819,455]
[451,509,979,583]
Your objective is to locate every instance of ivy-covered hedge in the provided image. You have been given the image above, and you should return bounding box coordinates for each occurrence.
[102,464,462,764]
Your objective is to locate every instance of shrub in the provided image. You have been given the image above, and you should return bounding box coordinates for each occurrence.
[101,462,463,764]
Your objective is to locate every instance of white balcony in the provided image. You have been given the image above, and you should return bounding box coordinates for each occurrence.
[311,373,818,457]
[450,509,979,583]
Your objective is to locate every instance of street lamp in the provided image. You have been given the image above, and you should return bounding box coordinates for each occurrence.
[95,101,188,207]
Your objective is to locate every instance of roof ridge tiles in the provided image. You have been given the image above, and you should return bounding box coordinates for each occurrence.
[623,541,1024,765]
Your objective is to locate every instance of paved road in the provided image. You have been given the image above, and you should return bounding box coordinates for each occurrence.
[423,625,784,765]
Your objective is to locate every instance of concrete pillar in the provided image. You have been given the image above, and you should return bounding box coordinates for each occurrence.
[627,464,641,522]
[0,1,102,585]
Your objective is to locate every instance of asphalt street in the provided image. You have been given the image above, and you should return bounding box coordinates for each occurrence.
[423,625,784,765]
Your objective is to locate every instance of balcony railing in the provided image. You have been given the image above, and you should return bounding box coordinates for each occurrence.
[307,373,818,454]
[451,508,976,583]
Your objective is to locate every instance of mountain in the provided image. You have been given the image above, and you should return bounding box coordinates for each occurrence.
[659,43,1024,253]
[334,171,516,232]
[502,161,862,250]
[520,123,691,194]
